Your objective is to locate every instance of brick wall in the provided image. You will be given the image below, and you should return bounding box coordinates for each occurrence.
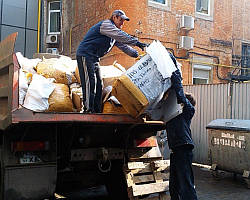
[232,0,250,55]
[60,0,247,85]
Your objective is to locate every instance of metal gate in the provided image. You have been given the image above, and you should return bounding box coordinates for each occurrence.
[183,82,250,164]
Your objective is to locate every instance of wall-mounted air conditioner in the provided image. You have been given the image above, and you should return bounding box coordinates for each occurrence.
[46,34,58,44]
[46,48,59,55]
[179,36,194,50]
[180,15,194,30]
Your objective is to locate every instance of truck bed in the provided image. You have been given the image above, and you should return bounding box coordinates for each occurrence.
[0,33,164,130]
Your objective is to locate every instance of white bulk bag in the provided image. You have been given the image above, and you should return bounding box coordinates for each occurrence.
[23,74,55,112]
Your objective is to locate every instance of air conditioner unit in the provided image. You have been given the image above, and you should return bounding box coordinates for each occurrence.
[46,48,59,55]
[180,15,194,30]
[46,34,58,44]
[179,36,194,50]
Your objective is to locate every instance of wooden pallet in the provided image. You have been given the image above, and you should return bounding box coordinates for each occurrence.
[124,160,170,200]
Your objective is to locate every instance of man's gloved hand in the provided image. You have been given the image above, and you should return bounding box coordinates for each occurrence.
[136,41,148,51]
[171,69,185,104]
[171,69,182,84]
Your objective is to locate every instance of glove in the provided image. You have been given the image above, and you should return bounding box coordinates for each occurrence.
[136,41,148,51]
[171,69,182,84]
[171,70,185,104]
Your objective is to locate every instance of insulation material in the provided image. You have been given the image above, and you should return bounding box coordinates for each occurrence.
[16,52,40,74]
[75,66,81,84]
[103,100,127,114]
[19,70,29,105]
[23,74,56,112]
[146,40,177,79]
[36,58,77,85]
[145,89,183,122]
[112,75,149,118]
[70,83,83,112]
[48,83,73,112]
[112,41,180,118]
[126,54,171,106]
[100,63,125,88]
[102,86,112,103]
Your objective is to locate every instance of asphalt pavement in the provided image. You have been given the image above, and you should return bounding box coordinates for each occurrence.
[55,164,250,200]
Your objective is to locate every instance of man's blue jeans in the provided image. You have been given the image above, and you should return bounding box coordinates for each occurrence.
[170,145,198,200]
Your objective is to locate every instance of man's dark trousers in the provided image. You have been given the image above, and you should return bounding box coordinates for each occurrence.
[169,145,198,200]
[76,55,102,113]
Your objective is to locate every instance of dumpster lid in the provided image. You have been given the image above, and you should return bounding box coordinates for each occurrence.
[206,119,250,131]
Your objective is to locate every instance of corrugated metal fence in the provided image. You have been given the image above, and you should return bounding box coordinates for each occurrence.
[183,82,250,164]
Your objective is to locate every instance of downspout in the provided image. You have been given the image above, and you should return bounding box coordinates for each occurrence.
[37,0,41,53]
[69,27,72,56]
[60,1,63,54]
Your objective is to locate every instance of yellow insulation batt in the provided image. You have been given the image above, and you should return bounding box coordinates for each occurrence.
[36,61,77,85]
[102,101,127,114]
[112,75,149,118]
[48,83,73,112]
[75,66,81,84]
[70,83,83,112]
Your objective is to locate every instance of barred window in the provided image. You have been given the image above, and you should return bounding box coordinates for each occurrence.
[48,1,61,34]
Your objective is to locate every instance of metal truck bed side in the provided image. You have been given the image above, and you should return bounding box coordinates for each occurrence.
[0,33,18,130]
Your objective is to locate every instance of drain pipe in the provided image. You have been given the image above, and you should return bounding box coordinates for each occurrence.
[37,0,41,53]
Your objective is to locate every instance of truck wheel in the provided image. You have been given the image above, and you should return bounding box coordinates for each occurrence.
[105,160,128,200]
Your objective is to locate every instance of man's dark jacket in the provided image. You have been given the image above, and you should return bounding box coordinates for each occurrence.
[76,19,138,62]
[166,71,195,150]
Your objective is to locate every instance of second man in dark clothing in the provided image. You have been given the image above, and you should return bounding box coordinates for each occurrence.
[166,69,198,200]
[76,10,147,113]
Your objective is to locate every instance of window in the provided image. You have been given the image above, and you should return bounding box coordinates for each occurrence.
[151,0,166,4]
[193,65,212,84]
[48,1,61,34]
[148,0,171,11]
[195,0,213,21]
[196,0,209,15]
[242,44,250,76]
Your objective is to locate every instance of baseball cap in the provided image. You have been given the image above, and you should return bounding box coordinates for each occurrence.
[112,10,130,21]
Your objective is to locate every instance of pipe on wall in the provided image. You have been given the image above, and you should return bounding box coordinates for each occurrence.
[37,0,41,53]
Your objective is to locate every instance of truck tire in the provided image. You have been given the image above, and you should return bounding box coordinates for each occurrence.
[105,160,128,200]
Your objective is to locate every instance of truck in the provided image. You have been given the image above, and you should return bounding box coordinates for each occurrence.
[0,33,166,200]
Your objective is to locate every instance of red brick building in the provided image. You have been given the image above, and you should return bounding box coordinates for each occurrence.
[44,0,250,85]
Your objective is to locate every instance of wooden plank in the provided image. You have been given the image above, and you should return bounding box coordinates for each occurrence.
[128,147,162,160]
[153,160,170,169]
[128,160,170,174]
[131,181,169,196]
[151,160,170,172]
[126,172,134,187]
[138,193,170,200]
[128,162,145,170]
[133,174,155,184]
[160,172,170,180]
[130,163,152,174]
[153,171,164,183]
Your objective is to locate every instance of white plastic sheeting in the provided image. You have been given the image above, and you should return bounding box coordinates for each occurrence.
[23,74,55,112]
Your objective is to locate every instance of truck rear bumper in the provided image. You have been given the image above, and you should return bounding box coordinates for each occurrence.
[3,164,56,200]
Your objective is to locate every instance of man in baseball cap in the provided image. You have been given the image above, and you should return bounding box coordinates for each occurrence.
[112,9,130,21]
[76,9,147,113]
